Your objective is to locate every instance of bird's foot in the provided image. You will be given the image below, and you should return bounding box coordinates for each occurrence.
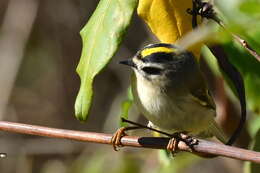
[167,132,198,156]
[111,126,141,151]
[111,127,128,151]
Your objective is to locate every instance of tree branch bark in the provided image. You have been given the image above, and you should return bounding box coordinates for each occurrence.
[0,121,259,163]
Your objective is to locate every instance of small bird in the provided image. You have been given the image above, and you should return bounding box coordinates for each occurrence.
[113,43,227,151]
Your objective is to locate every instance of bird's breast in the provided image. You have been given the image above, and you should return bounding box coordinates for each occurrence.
[132,75,213,134]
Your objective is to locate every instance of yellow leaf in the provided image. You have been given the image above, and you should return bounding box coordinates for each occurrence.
[137,0,203,59]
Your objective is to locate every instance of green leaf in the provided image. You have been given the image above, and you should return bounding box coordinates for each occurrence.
[248,116,260,137]
[239,1,260,17]
[216,0,260,35]
[75,0,138,121]
[222,40,260,114]
[214,0,260,115]
[244,128,260,173]
[120,86,133,127]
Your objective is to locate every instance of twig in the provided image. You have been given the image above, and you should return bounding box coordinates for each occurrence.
[232,34,260,62]
[207,5,260,62]
[0,121,260,163]
[188,0,260,62]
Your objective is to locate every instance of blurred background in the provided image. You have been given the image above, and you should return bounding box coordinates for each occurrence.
[0,0,259,173]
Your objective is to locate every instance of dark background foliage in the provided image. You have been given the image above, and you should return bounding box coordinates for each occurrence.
[1,0,259,172]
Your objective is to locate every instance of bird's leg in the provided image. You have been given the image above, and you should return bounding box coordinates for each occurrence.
[120,118,199,153]
[116,119,199,154]
[111,126,143,151]
[112,118,174,151]
[167,132,199,155]
[112,118,171,151]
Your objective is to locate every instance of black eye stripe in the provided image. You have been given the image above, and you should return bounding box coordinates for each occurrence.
[142,67,162,75]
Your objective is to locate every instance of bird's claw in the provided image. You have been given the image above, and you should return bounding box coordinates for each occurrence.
[167,133,198,156]
[111,127,127,151]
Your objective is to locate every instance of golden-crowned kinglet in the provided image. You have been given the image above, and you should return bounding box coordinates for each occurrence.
[119,43,227,143]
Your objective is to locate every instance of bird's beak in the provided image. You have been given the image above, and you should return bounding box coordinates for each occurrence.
[119,59,136,68]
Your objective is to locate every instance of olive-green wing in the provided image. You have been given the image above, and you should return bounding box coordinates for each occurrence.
[190,86,216,110]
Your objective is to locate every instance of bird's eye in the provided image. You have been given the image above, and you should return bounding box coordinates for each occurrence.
[142,67,162,75]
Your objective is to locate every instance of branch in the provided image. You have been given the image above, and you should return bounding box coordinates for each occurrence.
[189,0,260,62]
[0,121,260,163]
[232,34,260,62]
[209,7,260,62]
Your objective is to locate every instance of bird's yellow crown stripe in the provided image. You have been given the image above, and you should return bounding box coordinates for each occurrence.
[141,47,175,58]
